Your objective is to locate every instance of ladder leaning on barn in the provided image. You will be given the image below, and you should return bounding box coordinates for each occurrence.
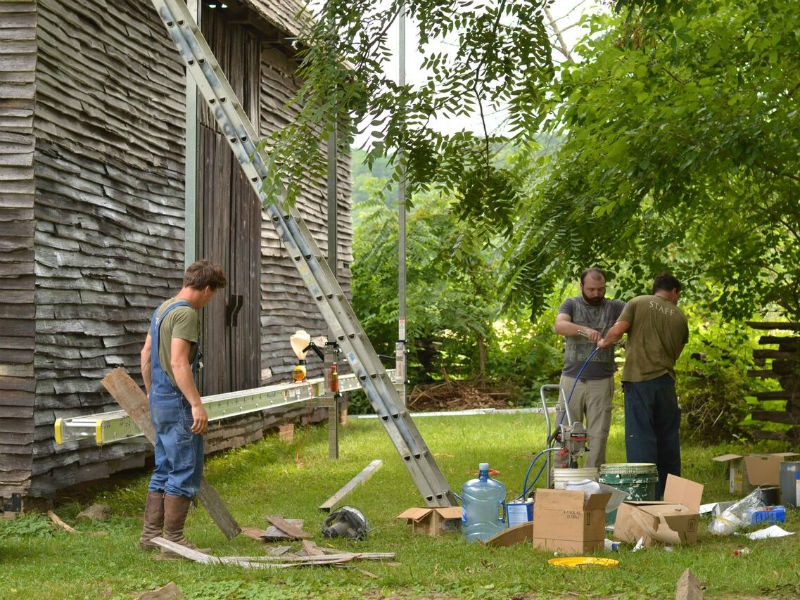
[148,0,458,507]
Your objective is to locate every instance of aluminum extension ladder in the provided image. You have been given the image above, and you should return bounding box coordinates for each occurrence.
[149,0,457,507]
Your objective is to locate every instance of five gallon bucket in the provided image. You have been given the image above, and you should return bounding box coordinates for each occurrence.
[599,463,658,525]
[553,467,599,489]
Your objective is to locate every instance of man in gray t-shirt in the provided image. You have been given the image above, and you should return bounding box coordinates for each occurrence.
[553,268,624,468]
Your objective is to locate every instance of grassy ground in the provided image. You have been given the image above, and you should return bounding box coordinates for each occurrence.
[0,410,798,600]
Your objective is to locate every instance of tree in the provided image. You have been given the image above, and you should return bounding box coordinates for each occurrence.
[351,185,502,382]
[503,0,800,319]
[262,0,554,234]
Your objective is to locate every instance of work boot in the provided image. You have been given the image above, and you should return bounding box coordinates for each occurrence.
[162,494,202,552]
[138,491,165,551]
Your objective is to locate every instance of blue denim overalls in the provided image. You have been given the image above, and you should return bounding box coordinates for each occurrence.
[147,300,204,499]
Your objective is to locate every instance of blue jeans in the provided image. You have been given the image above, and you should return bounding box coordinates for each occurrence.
[148,391,204,498]
[623,374,681,500]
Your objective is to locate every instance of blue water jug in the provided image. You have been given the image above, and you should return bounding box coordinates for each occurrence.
[462,463,506,542]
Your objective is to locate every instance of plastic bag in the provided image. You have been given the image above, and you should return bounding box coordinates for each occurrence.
[709,489,766,535]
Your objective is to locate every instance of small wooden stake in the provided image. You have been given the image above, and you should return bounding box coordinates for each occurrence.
[318,459,383,512]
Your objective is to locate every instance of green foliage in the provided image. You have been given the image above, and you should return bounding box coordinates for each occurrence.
[0,514,54,538]
[2,417,799,599]
[675,308,767,443]
[261,0,554,232]
[351,183,503,383]
[504,0,800,320]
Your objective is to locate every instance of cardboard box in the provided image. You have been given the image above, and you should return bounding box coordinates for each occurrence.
[396,507,462,536]
[532,489,610,554]
[614,474,703,547]
[712,453,799,495]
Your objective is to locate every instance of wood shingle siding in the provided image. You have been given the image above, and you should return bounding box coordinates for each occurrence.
[0,0,352,498]
[29,0,186,495]
[0,0,37,498]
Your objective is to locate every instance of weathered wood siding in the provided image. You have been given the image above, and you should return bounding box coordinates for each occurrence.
[258,45,353,382]
[0,0,37,498]
[29,0,186,495]
[10,0,352,497]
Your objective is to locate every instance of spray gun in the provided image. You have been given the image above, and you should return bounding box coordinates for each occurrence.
[289,330,325,382]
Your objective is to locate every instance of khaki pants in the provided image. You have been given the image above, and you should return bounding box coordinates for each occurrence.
[553,375,614,469]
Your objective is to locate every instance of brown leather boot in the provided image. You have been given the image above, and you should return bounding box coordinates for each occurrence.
[162,494,201,551]
[138,491,164,551]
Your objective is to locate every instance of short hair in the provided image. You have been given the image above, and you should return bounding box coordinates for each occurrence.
[580,267,606,285]
[183,260,227,291]
[653,272,681,294]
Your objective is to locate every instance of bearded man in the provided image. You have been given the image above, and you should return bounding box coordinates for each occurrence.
[552,268,625,469]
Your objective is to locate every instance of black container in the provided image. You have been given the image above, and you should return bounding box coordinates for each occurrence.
[779,462,800,508]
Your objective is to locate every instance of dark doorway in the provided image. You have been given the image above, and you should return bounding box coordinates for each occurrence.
[197,5,261,394]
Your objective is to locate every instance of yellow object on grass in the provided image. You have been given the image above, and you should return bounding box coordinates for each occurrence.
[548,557,619,568]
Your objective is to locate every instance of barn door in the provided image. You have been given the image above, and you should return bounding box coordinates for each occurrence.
[197,7,261,395]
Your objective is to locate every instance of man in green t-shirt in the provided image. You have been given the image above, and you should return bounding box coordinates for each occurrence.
[598,273,688,499]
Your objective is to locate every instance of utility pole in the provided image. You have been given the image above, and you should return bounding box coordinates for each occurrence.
[396,1,407,407]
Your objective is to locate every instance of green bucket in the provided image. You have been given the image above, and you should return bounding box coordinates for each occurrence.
[599,463,659,526]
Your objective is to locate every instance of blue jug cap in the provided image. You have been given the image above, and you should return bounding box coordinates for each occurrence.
[479,462,489,471]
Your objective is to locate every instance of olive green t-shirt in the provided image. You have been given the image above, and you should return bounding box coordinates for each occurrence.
[155,298,199,387]
[618,295,689,382]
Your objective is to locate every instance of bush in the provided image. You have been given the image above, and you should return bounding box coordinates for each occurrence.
[676,308,770,443]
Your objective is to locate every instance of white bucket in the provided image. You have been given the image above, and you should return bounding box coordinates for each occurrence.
[553,467,599,489]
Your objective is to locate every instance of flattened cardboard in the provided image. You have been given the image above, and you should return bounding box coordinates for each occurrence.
[486,522,534,547]
[713,453,799,494]
[532,489,610,554]
[396,507,462,536]
[614,474,703,547]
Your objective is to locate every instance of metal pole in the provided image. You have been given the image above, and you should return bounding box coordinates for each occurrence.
[327,126,338,277]
[396,1,407,408]
[184,0,200,267]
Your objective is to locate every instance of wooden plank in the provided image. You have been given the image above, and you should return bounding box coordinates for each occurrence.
[747,321,800,331]
[264,514,312,539]
[150,537,294,569]
[101,368,241,540]
[758,336,800,348]
[318,459,383,512]
[753,350,799,360]
[302,540,324,556]
[750,410,800,425]
[754,391,798,401]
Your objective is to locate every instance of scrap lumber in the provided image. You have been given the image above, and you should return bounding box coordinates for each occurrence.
[302,540,325,556]
[136,582,184,600]
[264,515,312,539]
[47,511,109,537]
[318,459,383,512]
[101,368,241,540]
[676,568,703,600]
[150,537,395,569]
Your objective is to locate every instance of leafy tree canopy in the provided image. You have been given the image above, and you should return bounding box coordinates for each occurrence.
[504,0,800,320]
[263,0,555,233]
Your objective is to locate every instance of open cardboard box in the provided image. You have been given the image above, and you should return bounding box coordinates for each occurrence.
[532,488,610,554]
[614,474,703,547]
[396,507,462,536]
[712,452,799,495]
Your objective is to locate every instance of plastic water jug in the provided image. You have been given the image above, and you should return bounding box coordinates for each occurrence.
[462,463,506,542]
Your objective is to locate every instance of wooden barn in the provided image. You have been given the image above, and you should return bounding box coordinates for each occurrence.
[0,0,353,500]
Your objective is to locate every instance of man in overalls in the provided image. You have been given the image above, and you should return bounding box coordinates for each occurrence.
[138,260,226,551]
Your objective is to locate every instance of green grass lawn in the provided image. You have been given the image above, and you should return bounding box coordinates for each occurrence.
[1,411,798,600]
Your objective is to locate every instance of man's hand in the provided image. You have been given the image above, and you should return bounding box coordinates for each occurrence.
[191,404,208,435]
[579,328,601,343]
[597,338,613,349]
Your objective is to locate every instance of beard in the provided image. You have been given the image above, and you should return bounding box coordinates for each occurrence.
[582,293,604,306]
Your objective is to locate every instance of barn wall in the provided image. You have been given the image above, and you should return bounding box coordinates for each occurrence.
[0,0,38,498]
[29,0,186,495]
[257,45,353,382]
[22,0,352,497]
